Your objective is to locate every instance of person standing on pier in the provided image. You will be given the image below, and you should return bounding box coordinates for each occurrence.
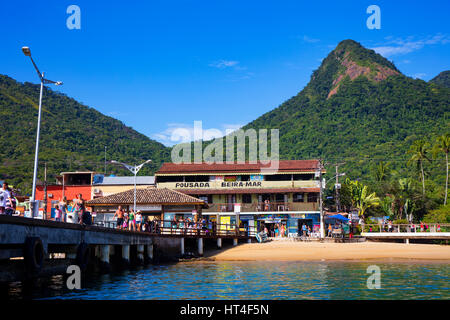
[0,182,13,215]
[71,194,85,223]
[114,206,124,229]
[59,197,68,222]
[128,209,136,231]
[136,210,142,231]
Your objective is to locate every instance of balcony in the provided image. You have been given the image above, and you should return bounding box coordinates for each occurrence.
[203,201,318,213]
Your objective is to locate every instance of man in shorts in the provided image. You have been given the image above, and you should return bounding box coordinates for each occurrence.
[114,205,124,229]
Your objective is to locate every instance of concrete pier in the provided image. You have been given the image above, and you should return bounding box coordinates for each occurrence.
[146,244,153,263]
[122,245,130,265]
[198,238,204,256]
[217,238,222,249]
[180,238,185,255]
[99,245,111,272]
[137,245,144,265]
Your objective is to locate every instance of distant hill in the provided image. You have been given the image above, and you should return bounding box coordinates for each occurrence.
[242,40,450,181]
[0,75,170,194]
[430,70,450,88]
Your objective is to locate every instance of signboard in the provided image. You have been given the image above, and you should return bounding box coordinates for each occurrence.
[136,204,162,211]
[234,203,241,213]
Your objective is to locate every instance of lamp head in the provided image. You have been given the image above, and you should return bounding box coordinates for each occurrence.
[55,81,63,86]
[22,46,31,56]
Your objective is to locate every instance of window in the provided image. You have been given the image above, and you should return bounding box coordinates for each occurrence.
[293,174,315,180]
[307,193,318,202]
[185,175,209,182]
[264,174,291,181]
[242,194,252,203]
[293,193,304,202]
[157,176,183,183]
[199,195,213,204]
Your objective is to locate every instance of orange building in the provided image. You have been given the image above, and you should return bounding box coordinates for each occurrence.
[35,171,95,217]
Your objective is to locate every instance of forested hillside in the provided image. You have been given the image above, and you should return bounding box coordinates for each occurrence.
[0,74,170,194]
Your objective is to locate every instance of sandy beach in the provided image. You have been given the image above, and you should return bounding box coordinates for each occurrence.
[210,241,450,262]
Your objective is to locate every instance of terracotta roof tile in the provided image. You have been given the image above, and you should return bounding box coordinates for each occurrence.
[86,187,205,206]
[156,160,321,174]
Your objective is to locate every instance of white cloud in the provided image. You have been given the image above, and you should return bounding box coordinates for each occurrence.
[152,122,243,146]
[209,60,239,69]
[411,73,426,79]
[302,35,320,43]
[371,33,450,57]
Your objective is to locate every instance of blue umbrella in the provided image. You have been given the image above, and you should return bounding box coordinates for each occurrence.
[326,214,349,222]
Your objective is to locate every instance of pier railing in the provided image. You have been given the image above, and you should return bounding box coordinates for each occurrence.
[93,219,258,238]
[361,223,450,233]
[202,201,318,213]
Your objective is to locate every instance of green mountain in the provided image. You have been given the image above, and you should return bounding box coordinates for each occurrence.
[430,70,450,88]
[0,74,170,194]
[242,40,450,183]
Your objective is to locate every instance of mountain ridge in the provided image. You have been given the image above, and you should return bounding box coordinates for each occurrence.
[0,74,171,193]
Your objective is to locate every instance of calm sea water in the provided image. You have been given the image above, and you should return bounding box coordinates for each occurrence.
[4,261,450,300]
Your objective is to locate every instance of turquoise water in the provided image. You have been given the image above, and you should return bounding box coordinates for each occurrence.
[6,261,450,300]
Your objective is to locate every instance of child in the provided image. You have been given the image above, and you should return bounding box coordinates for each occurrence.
[54,204,62,222]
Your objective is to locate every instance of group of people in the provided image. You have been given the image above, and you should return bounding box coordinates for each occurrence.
[261,223,287,238]
[0,182,16,215]
[170,216,215,235]
[113,206,143,231]
[52,193,92,225]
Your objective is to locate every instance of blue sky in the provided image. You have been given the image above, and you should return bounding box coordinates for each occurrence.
[1,1,449,146]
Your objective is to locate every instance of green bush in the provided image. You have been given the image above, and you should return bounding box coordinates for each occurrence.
[422,205,450,223]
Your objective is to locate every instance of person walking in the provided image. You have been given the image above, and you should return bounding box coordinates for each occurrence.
[114,205,124,229]
[327,224,333,237]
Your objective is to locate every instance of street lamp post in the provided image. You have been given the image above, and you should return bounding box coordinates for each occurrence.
[110,160,152,212]
[22,46,63,217]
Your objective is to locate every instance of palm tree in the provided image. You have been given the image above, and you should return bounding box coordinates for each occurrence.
[355,185,380,219]
[432,134,450,205]
[372,161,390,182]
[407,140,431,197]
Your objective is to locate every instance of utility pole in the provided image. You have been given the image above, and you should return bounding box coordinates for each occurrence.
[334,162,345,212]
[318,159,325,239]
[43,162,47,220]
